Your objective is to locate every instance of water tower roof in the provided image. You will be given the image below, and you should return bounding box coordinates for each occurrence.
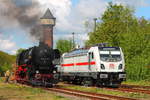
[41,8,55,19]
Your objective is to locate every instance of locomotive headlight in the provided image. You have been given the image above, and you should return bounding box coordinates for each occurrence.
[53,71,56,73]
[36,70,39,74]
[118,64,123,69]
[28,56,32,59]
[101,64,105,69]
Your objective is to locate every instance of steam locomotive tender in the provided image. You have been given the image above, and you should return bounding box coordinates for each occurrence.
[15,42,60,87]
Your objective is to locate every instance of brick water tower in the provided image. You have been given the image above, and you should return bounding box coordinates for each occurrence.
[40,8,56,48]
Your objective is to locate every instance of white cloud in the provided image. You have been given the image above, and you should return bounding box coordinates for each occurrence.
[37,0,72,32]
[65,0,107,33]
[0,34,18,54]
[0,0,20,29]
[37,0,149,35]
[37,0,107,47]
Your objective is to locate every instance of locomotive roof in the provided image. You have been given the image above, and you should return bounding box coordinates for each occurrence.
[63,46,120,57]
[99,47,120,51]
[64,49,89,57]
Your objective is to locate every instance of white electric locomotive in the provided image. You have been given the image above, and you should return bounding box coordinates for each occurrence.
[57,45,126,87]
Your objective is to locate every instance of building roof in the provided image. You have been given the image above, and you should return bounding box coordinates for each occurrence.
[41,8,55,19]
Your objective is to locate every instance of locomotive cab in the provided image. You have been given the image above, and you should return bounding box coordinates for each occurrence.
[98,47,125,72]
[90,47,126,86]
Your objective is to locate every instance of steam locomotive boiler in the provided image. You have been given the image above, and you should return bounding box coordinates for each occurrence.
[15,42,60,86]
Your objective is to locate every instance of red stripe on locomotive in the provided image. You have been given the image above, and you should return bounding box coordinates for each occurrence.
[61,61,95,67]
[61,63,74,66]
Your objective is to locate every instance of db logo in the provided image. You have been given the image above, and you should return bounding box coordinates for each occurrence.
[109,64,114,69]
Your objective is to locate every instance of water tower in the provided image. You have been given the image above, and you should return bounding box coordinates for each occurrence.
[40,8,56,48]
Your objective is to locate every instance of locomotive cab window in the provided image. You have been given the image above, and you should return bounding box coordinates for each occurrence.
[89,52,94,59]
[91,52,94,59]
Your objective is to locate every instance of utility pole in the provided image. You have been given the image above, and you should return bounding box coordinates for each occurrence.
[72,32,75,48]
[93,18,97,32]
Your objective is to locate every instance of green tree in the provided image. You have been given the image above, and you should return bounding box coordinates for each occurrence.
[56,39,73,54]
[16,48,25,55]
[0,51,15,76]
[87,2,135,46]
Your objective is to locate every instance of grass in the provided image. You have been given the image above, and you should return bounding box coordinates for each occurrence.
[1,77,150,100]
[59,83,150,100]
[122,79,150,86]
[0,78,69,100]
[122,80,150,86]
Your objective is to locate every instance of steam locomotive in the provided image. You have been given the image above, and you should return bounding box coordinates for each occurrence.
[15,42,60,87]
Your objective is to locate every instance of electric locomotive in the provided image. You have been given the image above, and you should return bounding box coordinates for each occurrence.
[15,42,60,87]
[57,44,126,87]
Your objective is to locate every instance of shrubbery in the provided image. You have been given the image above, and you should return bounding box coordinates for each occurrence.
[0,51,15,76]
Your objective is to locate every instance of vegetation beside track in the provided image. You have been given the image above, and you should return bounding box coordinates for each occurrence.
[123,80,150,86]
[0,78,69,100]
[0,51,16,76]
[59,83,150,100]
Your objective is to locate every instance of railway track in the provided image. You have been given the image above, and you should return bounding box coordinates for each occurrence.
[16,83,149,100]
[109,84,150,95]
[45,87,137,100]
[104,87,150,95]
[60,83,150,95]
[18,83,137,100]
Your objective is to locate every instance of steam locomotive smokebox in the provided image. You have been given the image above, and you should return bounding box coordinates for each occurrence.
[40,8,56,48]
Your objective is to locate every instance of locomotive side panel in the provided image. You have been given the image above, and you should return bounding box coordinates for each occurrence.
[61,47,99,73]
[61,57,74,72]
[74,55,89,72]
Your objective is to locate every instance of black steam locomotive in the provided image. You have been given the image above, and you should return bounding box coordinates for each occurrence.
[15,42,60,87]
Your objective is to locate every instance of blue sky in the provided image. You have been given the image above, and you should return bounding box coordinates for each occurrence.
[71,0,79,6]
[0,0,150,54]
[135,6,150,19]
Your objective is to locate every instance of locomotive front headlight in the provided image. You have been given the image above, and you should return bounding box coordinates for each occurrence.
[118,64,123,69]
[28,56,32,59]
[53,71,56,73]
[36,70,39,74]
[101,64,105,69]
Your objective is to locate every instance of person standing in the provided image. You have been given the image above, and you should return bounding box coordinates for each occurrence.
[5,70,10,83]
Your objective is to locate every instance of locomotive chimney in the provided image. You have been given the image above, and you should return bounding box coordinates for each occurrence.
[40,8,56,48]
